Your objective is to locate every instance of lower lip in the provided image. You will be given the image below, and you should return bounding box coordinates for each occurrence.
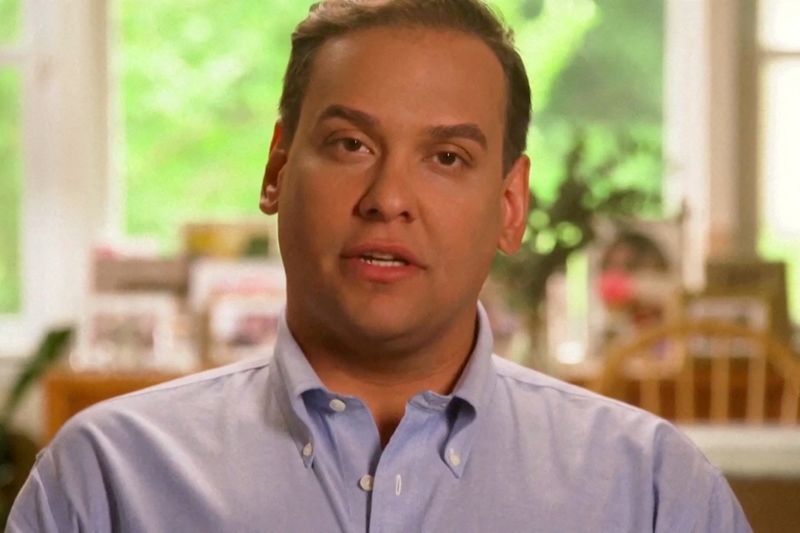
[343,257,421,283]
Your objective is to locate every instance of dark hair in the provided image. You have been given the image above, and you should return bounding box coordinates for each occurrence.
[600,231,670,273]
[278,0,532,171]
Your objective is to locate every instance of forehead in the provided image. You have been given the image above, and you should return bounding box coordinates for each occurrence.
[298,26,507,143]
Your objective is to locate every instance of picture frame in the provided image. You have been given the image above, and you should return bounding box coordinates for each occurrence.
[586,216,684,354]
[188,259,286,313]
[681,290,772,358]
[188,259,286,364]
[74,293,180,370]
[206,293,284,365]
[704,259,790,341]
[683,291,771,333]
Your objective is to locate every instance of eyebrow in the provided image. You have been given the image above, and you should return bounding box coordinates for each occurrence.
[426,123,487,150]
[317,105,379,129]
[316,104,488,150]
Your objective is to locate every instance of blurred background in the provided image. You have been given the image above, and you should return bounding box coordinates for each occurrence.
[0,0,799,530]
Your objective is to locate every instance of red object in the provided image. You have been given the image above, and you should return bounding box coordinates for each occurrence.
[599,271,634,306]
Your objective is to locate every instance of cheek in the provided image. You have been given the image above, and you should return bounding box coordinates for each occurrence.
[432,193,503,265]
[278,169,356,254]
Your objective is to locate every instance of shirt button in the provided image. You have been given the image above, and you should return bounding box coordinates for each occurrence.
[359,474,374,492]
[329,398,347,412]
[448,450,461,467]
[302,443,313,457]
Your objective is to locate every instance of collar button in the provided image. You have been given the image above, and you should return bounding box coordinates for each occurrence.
[329,398,347,412]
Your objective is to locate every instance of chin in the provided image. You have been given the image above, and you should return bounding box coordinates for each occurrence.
[340,308,419,342]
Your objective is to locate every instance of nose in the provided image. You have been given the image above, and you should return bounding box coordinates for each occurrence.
[356,156,416,222]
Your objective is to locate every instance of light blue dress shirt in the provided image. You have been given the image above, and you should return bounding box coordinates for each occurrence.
[8,305,751,532]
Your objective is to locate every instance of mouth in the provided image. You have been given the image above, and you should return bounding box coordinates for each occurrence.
[342,242,425,270]
[341,243,423,283]
[358,251,410,268]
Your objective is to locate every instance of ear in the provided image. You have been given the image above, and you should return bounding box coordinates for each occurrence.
[260,121,288,215]
[497,155,530,255]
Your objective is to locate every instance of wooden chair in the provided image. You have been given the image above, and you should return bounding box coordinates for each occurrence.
[593,320,800,424]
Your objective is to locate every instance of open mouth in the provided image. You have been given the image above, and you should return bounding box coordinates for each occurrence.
[359,252,409,267]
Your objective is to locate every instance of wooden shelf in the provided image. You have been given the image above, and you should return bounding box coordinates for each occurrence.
[43,368,190,443]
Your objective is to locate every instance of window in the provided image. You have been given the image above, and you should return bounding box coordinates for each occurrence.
[530,0,663,204]
[0,0,21,43]
[0,1,686,357]
[0,0,111,357]
[118,1,310,250]
[758,0,800,322]
[0,0,22,315]
[117,0,663,251]
[0,68,21,314]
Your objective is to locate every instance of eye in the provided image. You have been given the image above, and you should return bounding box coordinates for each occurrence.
[340,138,366,152]
[323,134,374,160]
[433,151,467,168]
[330,136,373,154]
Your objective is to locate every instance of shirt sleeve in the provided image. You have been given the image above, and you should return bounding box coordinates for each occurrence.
[7,417,111,533]
[651,423,753,533]
[688,471,753,533]
[6,461,83,533]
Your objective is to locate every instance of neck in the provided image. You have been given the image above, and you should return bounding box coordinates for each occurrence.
[289,313,478,446]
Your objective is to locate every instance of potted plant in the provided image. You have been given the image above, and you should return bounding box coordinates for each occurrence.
[491,129,660,367]
[0,327,73,525]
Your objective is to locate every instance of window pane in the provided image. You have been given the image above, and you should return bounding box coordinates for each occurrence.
[759,59,800,322]
[121,1,664,250]
[0,0,21,44]
[120,1,310,251]
[522,0,664,204]
[760,0,800,51]
[0,68,22,314]
[761,60,800,239]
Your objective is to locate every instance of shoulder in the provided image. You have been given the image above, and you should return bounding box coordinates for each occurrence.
[109,355,274,401]
[50,356,275,452]
[93,355,271,404]
[10,357,291,531]
[490,354,652,422]
[489,354,717,470]
[487,356,751,531]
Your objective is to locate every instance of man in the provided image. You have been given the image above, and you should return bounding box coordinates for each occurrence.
[9,0,751,531]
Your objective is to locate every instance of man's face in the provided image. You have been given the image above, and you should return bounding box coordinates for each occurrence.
[262,26,529,355]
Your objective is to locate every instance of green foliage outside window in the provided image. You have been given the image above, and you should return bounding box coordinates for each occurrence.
[119,0,311,248]
[490,0,664,317]
[120,0,663,252]
[0,70,21,314]
[0,0,23,314]
[0,0,20,43]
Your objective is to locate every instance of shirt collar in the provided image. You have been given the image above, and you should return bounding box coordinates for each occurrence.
[270,303,497,475]
[269,312,325,468]
[448,302,496,411]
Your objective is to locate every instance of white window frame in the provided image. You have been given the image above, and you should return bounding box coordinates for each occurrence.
[757,1,800,239]
[0,7,28,351]
[0,0,115,358]
[664,0,759,290]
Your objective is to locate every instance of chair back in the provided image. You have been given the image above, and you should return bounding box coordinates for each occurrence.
[594,320,800,424]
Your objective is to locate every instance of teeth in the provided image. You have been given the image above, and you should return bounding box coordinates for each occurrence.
[367,252,397,260]
[357,251,410,267]
[361,257,406,267]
